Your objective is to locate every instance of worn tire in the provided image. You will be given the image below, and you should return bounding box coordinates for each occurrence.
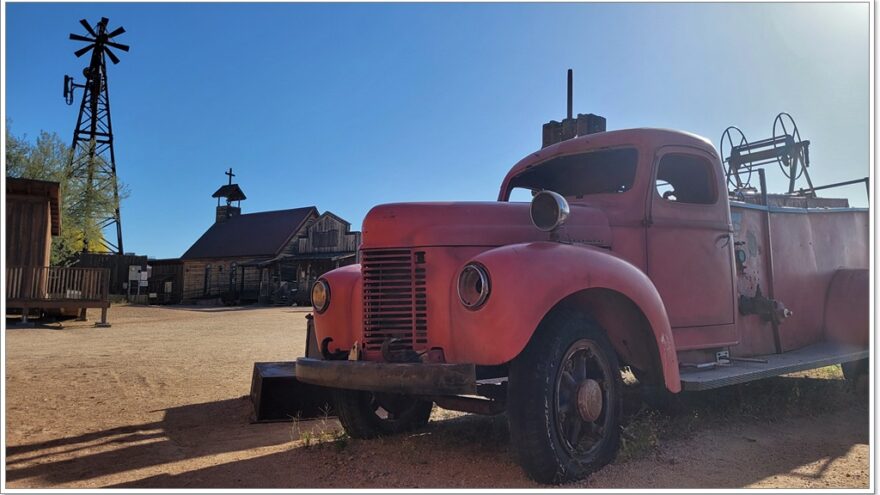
[508,309,623,484]
[332,389,433,439]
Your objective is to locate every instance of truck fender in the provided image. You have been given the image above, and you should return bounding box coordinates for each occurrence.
[824,268,869,347]
[452,242,681,393]
[311,264,362,353]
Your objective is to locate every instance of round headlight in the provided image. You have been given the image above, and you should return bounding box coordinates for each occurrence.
[530,190,570,232]
[311,279,330,313]
[458,263,490,310]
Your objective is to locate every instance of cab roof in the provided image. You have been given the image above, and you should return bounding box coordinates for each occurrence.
[501,128,717,191]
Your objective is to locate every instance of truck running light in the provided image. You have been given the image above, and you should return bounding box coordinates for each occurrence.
[311,279,330,314]
[458,263,490,310]
[530,190,570,232]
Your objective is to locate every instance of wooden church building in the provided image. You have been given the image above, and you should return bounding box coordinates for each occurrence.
[174,170,360,305]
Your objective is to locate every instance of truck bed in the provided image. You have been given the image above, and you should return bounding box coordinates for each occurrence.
[679,341,868,391]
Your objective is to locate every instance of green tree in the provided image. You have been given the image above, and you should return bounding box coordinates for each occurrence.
[5,122,128,265]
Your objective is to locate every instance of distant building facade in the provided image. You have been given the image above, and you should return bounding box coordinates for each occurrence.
[177,171,360,305]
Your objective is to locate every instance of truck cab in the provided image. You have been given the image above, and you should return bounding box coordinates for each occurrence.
[296,124,868,484]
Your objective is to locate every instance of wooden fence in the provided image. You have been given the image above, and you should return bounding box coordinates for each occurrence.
[6,266,111,325]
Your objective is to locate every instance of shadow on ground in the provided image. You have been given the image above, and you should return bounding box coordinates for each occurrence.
[4,373,868,488]
[5,397,292,486]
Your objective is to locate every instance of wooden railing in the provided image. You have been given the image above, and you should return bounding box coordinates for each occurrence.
[6,266,110,304]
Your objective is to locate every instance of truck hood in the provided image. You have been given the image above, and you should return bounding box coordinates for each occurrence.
[361,201,611,249]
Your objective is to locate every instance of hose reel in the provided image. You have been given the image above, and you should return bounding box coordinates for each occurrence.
[719,112,815,196]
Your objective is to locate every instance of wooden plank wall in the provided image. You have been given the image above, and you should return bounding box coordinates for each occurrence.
[6,194,51,267]
[290,213,361,255]
[182,258,265,300]
[147,261,184,304]
[76,253,149,294]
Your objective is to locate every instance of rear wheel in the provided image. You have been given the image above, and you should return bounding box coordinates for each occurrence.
[508,310,623,484]
[333,389,433,439]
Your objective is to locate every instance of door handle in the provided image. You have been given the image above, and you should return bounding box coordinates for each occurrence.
[715,233,731,248]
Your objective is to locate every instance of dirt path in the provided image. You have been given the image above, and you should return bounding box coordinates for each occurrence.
[4,305,870,488]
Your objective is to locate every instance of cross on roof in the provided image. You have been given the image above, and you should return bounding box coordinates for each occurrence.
[213,167,246,205]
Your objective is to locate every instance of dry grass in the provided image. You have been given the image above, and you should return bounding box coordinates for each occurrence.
[617,365,864,462]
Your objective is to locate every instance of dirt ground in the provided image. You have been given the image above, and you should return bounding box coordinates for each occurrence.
[4,305,870,489]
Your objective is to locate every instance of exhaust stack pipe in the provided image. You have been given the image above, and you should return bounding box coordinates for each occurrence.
[567,68,573,121]
[541,69,607,148]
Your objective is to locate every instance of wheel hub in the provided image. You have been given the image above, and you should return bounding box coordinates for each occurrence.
[576,379,603,422]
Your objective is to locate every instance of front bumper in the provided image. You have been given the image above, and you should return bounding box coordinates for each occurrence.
[295,357,477,396]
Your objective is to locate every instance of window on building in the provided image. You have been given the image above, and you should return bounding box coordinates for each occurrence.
[655,154,717,205]
[313,230,338,248]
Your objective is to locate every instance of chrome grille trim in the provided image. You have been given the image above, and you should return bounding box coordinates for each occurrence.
[362,249,427,351]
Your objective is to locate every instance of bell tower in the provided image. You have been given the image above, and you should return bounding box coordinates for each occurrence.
[211,168,247,223]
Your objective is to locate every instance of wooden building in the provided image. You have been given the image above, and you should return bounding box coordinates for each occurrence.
[178,174,360,305]
[6,177,60,267]
[5,178,111,325]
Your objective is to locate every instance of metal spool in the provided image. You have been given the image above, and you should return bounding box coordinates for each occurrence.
[772,112,804,181]
[720,126,751,189]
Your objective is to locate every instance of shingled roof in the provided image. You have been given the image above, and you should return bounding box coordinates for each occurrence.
[181,206,318,260]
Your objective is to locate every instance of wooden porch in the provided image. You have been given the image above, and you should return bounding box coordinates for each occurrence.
[6,266,112,326]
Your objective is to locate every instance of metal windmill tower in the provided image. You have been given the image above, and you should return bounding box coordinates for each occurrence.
[63,17,129,254]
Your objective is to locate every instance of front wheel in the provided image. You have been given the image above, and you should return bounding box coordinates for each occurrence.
[333,389,433,439]
[508,310,623,484]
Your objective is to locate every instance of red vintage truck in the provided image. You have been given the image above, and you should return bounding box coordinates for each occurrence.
[295,91,869,483]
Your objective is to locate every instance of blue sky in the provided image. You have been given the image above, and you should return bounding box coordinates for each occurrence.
[5,2,870,259]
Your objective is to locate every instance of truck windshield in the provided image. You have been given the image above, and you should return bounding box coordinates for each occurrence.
[506,147,638,200]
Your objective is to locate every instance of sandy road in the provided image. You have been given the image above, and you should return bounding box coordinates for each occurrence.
[4,305,870,488]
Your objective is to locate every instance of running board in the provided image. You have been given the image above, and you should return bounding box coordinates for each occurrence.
[679,342,868,391]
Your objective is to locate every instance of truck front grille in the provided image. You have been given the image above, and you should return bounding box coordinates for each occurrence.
[362,249,427,352]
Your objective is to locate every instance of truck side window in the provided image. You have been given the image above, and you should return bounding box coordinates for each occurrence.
[655,154,717,204]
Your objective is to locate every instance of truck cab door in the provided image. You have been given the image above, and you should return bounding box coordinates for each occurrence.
[645,147,736,346]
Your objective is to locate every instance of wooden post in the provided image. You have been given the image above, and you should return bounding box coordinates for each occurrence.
[95,268,111,327]
[96,307,110,328]
[20,306,33,327]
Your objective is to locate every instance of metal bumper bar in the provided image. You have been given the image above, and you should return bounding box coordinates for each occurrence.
[295,357,477,396]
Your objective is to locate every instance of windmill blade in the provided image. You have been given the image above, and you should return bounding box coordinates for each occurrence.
[69,33,95,43]
[103,47,120,64]
[105,40,130,52]
[107,26,126,38]
[79,19,97,37]
[74,44,95,57]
